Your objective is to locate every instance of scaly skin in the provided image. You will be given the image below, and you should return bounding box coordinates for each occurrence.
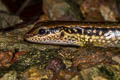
[25,21,120,47]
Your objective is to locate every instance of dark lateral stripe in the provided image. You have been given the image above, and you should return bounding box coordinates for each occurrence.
[63,27,70,33]
[94,28,101,35]
[84,27,92,36]
[49,26,120,36]
[76,28,82,34]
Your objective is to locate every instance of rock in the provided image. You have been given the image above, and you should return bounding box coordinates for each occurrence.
[80,0,118,21]
[45,58,66,73]
[23,66,53,80]
[72,48,115,69]
[52,69,77,80]
[0,51,13,67]
[0,71,17,80]
[43,0,82,21]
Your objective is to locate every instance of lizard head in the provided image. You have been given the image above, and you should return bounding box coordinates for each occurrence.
[25,23,79,46]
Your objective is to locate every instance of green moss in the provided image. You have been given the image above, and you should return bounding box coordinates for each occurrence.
[98,66,114,80]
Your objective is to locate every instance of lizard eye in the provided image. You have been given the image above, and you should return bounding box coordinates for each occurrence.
[38,29,46,35]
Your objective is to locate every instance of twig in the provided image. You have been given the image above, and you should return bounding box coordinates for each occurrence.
[16,0,32,15]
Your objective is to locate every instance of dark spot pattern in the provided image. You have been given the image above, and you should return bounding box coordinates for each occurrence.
[63,27,71,33]
[43,26,120,37]
[84,27,93,36]
[94,28,101,35]
[61,32,64,37]
[76,28,82,34]
[100,28,109,35]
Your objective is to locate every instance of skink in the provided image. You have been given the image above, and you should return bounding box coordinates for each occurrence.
[25,21,120,47]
